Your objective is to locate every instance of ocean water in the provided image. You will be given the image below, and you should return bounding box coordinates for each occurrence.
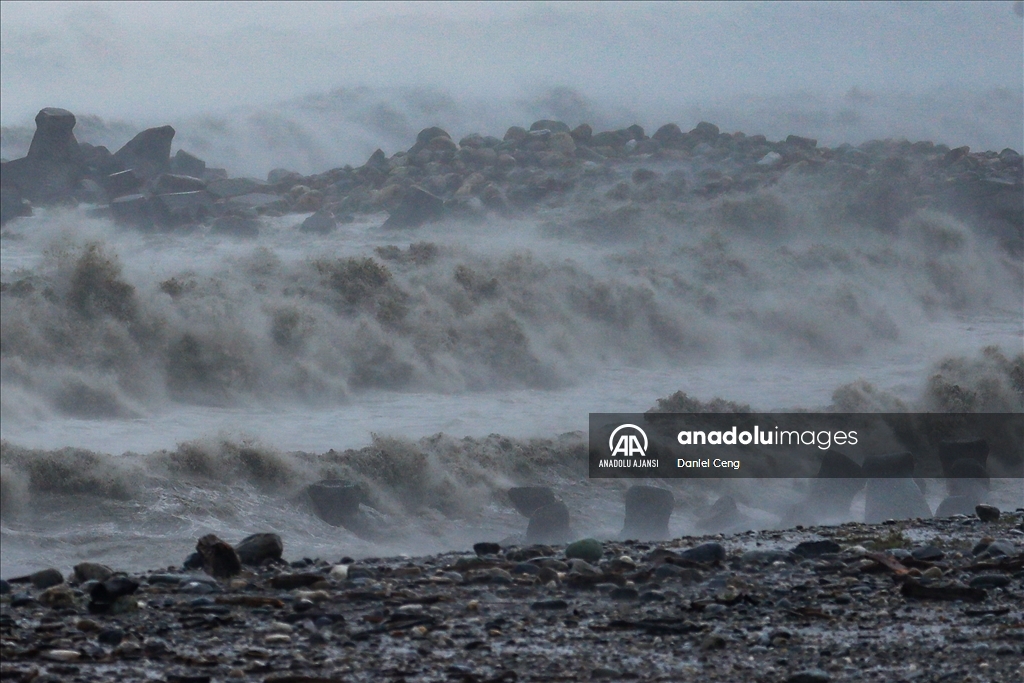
[2,152,1022,578]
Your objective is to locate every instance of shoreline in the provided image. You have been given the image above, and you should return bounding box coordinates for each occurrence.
[2,511,1023,682]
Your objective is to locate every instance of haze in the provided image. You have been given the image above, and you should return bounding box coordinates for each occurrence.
[2,1,1023,173]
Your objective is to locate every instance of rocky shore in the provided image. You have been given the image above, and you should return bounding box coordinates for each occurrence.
[2,108,1021,258]
[2,507,1022,683]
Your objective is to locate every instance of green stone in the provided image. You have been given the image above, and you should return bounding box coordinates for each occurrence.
[565,538,603,564]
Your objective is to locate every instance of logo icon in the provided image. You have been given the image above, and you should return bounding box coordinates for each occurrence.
[609,424,648,457]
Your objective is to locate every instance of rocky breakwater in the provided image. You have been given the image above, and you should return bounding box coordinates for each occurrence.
[2,509,1023,682]
[4,109,1021,256]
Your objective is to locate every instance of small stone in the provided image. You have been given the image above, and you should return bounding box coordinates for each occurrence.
[73,562,114,583]
[39,584,75,608]
[975,504,1000,522]
[41,649,81,662]
[196,534,242,579]
[911,545,945,562]
[265,633,292,645]
[565,538,603,564]
[922,567,944,580]
[530,599,568,610]
[30,568,64,589]
[969,574,1011,589]
[700,634,728,650]
[679,542,726,564]
[792,540,842,558]
[787,670,832,683]
[609,587,639,601]
[473,542,501,557]
[329,564,349,580]
[97,628,124,646]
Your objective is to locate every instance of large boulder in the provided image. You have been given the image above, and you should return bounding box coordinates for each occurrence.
[234,532,283,566]
[526,501,572,544]
[382,185,445,228]
[619,485,674,540]
[196,533,242,579]
[1,108,86,204]
[507,486,557,517]
[113,125,175,180]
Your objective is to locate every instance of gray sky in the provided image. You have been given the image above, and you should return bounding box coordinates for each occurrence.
[2,1,1021,124]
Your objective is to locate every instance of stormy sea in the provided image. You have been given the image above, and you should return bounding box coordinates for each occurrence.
[2,80,1023,579]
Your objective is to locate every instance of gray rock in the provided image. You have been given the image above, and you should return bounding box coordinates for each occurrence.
[0,186,32,225]
[151,191,214,224]
[102,169,145,199]
[507,486,557,517]
[2,108,86,204]
[570,123,592,144]
[170,149,206,178]
[792,540,842,558]
[679,542,726,564]
[224,192,286,212]
[74,562,114,583]
[299,210,337,234]
[307,479,365,527]
[30,568,65,589]
[196,533,242,579]
[865,478,932,523]
[267,168,301,185]
[689,121,720,142]
[234,533,284,566]
[113,125,174,179]
[619,485,674,540]
[935,495,980,517]
[207,177,269,199]
[911,545,944,562]
[529,120,570,134]
[785,135,818,149]
[153,173,206,194]
[526,501,571,545]
[787,671,831,683]
[740,550,794,565]
[382,185,445,228]
[969,574,1010,588]
[975,504,1000,522]
[409,127,451,155]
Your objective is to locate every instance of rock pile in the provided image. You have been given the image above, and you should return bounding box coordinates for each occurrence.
[1,512,1022,682]
[4,109,1021,256]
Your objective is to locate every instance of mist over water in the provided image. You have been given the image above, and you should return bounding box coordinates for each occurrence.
[1,1,1022,576]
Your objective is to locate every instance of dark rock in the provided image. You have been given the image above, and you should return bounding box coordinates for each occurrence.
[0,579,9,594]
[74,178,107,204]
[299,210,337,234]
[234,533,283,566]
[97,628,124,646]
[652,123,685,146]
[150,191,214,225]
[679,542,726,564]
[619,485,674,540]
[30,568,65,590]
[207,177,269,198]
[170,149,206,178]
[787,671,831,683]
[2,108,85,204]
[382,185,445,228]
[196,534,242,579]
[570,124,592,144]
[590,130,631,149]
[911,545,944,562]
[945,460,989,499]
[740,550,794,565]
[791,540,842,558]
[90,576,139,603]
[526,501,572,545]
[976,540,1015,558]
[626,124,646,141]
[110,193,152,227]
[785,135,818,149]
[270,573,323,590]
[9,593,36,608]
[609,587,639,601]
[632,168,657,184]
[79,141,121,177]
[102,169,145,199]
[153,173,206,194]
[969,574,1011,589]
[113,125,175,179]
[690,121,720,142]
[73,562,114,583]
[531,599,568,610]
[307,479,365,526]
[565,538,603,563]
[0,186,33,225]
[503,126,528,143]
[511,562,540,575]
[507,487,557,517]
[975,504,1000,522]
[224,192,286,213]
[210,215,259,237]
[267,168,302,185]
[183,552,204,570]
[530,120,571,134]
[473,542,501,557]
[409,127,451,154]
